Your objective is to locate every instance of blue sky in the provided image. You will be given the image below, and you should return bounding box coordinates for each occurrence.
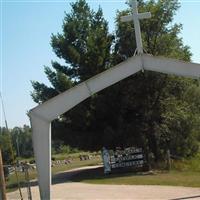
[1,0,200,128]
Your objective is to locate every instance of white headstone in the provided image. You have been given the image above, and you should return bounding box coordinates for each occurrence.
[121,0,151,54]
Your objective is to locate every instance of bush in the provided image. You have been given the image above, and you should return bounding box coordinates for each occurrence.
[59,145,70,154]
[70,148,80,154]
[171,152,200,172]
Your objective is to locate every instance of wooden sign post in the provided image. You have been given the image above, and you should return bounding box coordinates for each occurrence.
[0,149,7,200]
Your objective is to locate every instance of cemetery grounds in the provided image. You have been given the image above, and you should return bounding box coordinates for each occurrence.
[6,151,200,195]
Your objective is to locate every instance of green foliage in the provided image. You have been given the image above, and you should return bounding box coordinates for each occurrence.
[172,152,200,172]
[31,0,113,104]
[0,127,14,164]
[105,0,199,159]
[52,140,80,154]
[11,125,33,158]
[0,125,33,163]
[31,0,200,161]
[157,96,199,157]
[51,0,113,81]
[59,145,71,154]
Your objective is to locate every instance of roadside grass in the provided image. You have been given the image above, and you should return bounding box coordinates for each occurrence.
[172,153,200,172]
[70,153,200,188]
[5,170,38,192]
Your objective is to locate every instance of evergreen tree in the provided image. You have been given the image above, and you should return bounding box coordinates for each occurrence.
[99,0,199,158]
[31,0,200,158]
[31,0,113,149]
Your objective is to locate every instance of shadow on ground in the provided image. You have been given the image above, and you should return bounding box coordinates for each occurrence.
[56,166,156,184]
[8,166,105,190]
[11,166,153,189]
[170,195,200,200]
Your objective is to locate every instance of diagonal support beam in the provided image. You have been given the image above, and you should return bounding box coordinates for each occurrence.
[143,54,200,79]
[30,56,142,122]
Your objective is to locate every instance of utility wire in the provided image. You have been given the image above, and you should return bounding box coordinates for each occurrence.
[0,92,8,130]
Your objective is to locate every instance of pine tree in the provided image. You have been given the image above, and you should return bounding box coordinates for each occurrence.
[31,0,114,149]
[31,0,200,158]
[101,0,199,158]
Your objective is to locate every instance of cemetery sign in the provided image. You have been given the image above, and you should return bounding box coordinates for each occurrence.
[102,147,146,174]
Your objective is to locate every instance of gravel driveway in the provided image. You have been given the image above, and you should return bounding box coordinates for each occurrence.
[7,166,200,200]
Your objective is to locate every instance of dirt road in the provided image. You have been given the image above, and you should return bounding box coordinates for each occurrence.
[7,166,200,200]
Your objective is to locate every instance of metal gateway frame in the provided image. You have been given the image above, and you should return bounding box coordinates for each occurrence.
[29,0,200,199]
[29,54,200,199]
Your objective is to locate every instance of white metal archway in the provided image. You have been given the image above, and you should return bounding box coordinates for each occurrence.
[29,0,200,198]
[29,54,200,199]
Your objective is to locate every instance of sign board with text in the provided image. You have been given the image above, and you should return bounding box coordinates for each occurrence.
[102,147,147,174]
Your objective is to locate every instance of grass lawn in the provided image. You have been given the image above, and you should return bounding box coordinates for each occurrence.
[6,152,200,193]
[6,154,101,192]
[71,167,200,187]
[52,158,102,174]
[6,170,37,192]
[70,153,200,188]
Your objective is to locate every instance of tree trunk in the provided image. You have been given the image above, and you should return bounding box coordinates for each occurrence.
[0,149,7,200]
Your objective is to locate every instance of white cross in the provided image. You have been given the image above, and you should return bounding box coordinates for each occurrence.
[121,0,151,54]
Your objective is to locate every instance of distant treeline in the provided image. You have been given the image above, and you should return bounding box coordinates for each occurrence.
[0,126,82,164]
[0,126,33,164]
